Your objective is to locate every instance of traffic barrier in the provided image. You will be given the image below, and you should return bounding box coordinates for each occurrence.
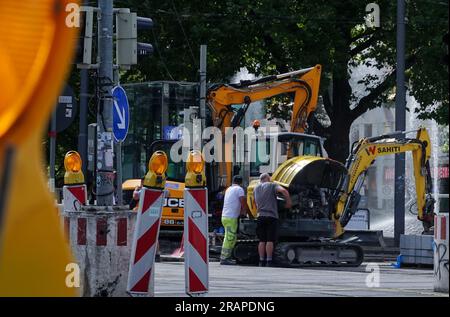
[183,151,209,296]
[62,151,87,212]
[61,150,138,297]
[126,151,168,297]
[127,188,165,296]
[64,213,129,247]
[63,207,135,297]
[434,213,449,293]
[63,185,87,212]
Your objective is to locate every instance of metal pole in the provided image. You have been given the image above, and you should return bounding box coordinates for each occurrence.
[49,109,57,193]
[199,45,207,121]
[114,67,123,205]
[96,0,115,206]
[78,69,88,177]
[394,0,406,246]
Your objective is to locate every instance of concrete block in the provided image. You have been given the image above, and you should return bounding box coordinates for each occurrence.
[400,234,414,249]
[400,248,415,256]
[421,235,433,250]
[402,255,416,264]
[418,250,434,258]
[415,235,423,249]
[62,208,137,297]
[420,257,433,265]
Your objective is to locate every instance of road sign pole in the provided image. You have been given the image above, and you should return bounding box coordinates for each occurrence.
[78,69,89,177]
[113,68,124,206]
[96,0,115,206]
[394,0,406,246]
[116,141,123,205]
[199,45,207,127]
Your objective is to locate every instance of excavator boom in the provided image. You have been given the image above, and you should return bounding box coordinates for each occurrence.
[335,127,434,236]
[206,64,322,188]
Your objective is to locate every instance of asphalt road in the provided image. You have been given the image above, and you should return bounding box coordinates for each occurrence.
[153,261,448,297]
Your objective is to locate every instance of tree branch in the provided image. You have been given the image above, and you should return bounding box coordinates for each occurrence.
[349,28,376,45]
[350,54,417,120]
[350,35,378,56]
[351,70,396,120]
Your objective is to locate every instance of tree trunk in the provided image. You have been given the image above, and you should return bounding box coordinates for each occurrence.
[324,120,352,164]
[315,77,353,164]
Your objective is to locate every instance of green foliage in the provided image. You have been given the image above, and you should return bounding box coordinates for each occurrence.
[59,0,448,168]
[264,95,292,122]
[119,0,447,123]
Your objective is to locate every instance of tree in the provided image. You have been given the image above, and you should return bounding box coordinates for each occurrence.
[96,1,450,163]
[222,0,448,162]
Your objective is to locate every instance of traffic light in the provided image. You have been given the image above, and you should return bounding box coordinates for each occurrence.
[137,17,154,56]
[116,11,153,68]
[443,32,449,66]
[75,6,95,68]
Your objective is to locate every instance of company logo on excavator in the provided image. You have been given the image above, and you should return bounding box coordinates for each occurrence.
[164,198,184,208]
[377,146,401,154]
[365,146,377,155]
[365,145,401,155]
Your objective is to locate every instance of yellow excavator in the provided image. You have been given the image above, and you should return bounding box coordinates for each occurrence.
[237,128,435,267]
[123,65,323,230]
[206,64,322,192]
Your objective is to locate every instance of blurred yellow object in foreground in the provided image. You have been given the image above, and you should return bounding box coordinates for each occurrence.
[0,0,79,296]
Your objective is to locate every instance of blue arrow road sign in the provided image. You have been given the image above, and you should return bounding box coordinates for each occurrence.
[112,86,130,142]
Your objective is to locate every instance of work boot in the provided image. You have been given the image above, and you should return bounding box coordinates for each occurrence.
[220,258,236,265]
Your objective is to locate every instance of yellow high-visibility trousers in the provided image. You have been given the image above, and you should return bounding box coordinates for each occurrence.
[220,217,238,260]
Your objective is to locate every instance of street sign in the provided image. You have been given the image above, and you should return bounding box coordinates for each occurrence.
[112,85,130,142]
[53,85,77,133]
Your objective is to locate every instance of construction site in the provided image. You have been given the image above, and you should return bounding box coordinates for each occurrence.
[0,0,448,301]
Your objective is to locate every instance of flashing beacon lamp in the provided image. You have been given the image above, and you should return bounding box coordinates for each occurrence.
[185,150,206,187]
[64,151,84,185]
[144,151,168,189]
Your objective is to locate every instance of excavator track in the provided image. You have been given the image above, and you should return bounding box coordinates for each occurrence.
[233,240,364,267]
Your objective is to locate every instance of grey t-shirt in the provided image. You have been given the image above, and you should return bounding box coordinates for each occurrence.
[253,182,280,219]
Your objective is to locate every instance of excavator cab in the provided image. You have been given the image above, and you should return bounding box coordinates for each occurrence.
[246,132,326,180]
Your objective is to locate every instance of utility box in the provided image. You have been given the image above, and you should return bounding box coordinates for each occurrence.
[87,123,97,172]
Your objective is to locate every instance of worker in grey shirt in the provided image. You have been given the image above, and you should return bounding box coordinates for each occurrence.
[253,173,291,267]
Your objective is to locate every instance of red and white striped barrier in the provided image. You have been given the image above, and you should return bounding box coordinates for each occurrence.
[127,188,165,296]
[63,185,87,212]
[184,188,209,296]
[62,209,136,297]
[63,216,128,247]
[434,213,449,293]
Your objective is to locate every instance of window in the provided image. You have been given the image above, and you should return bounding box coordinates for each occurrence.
[250,139,271,176]
[304,140,320,156]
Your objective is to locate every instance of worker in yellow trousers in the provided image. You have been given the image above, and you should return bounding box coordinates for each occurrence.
[220,175,252,265]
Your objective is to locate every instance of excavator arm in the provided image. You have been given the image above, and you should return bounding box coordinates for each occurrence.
[207,65,322,133]
[206,65,322,188]
[334,127,434,237]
